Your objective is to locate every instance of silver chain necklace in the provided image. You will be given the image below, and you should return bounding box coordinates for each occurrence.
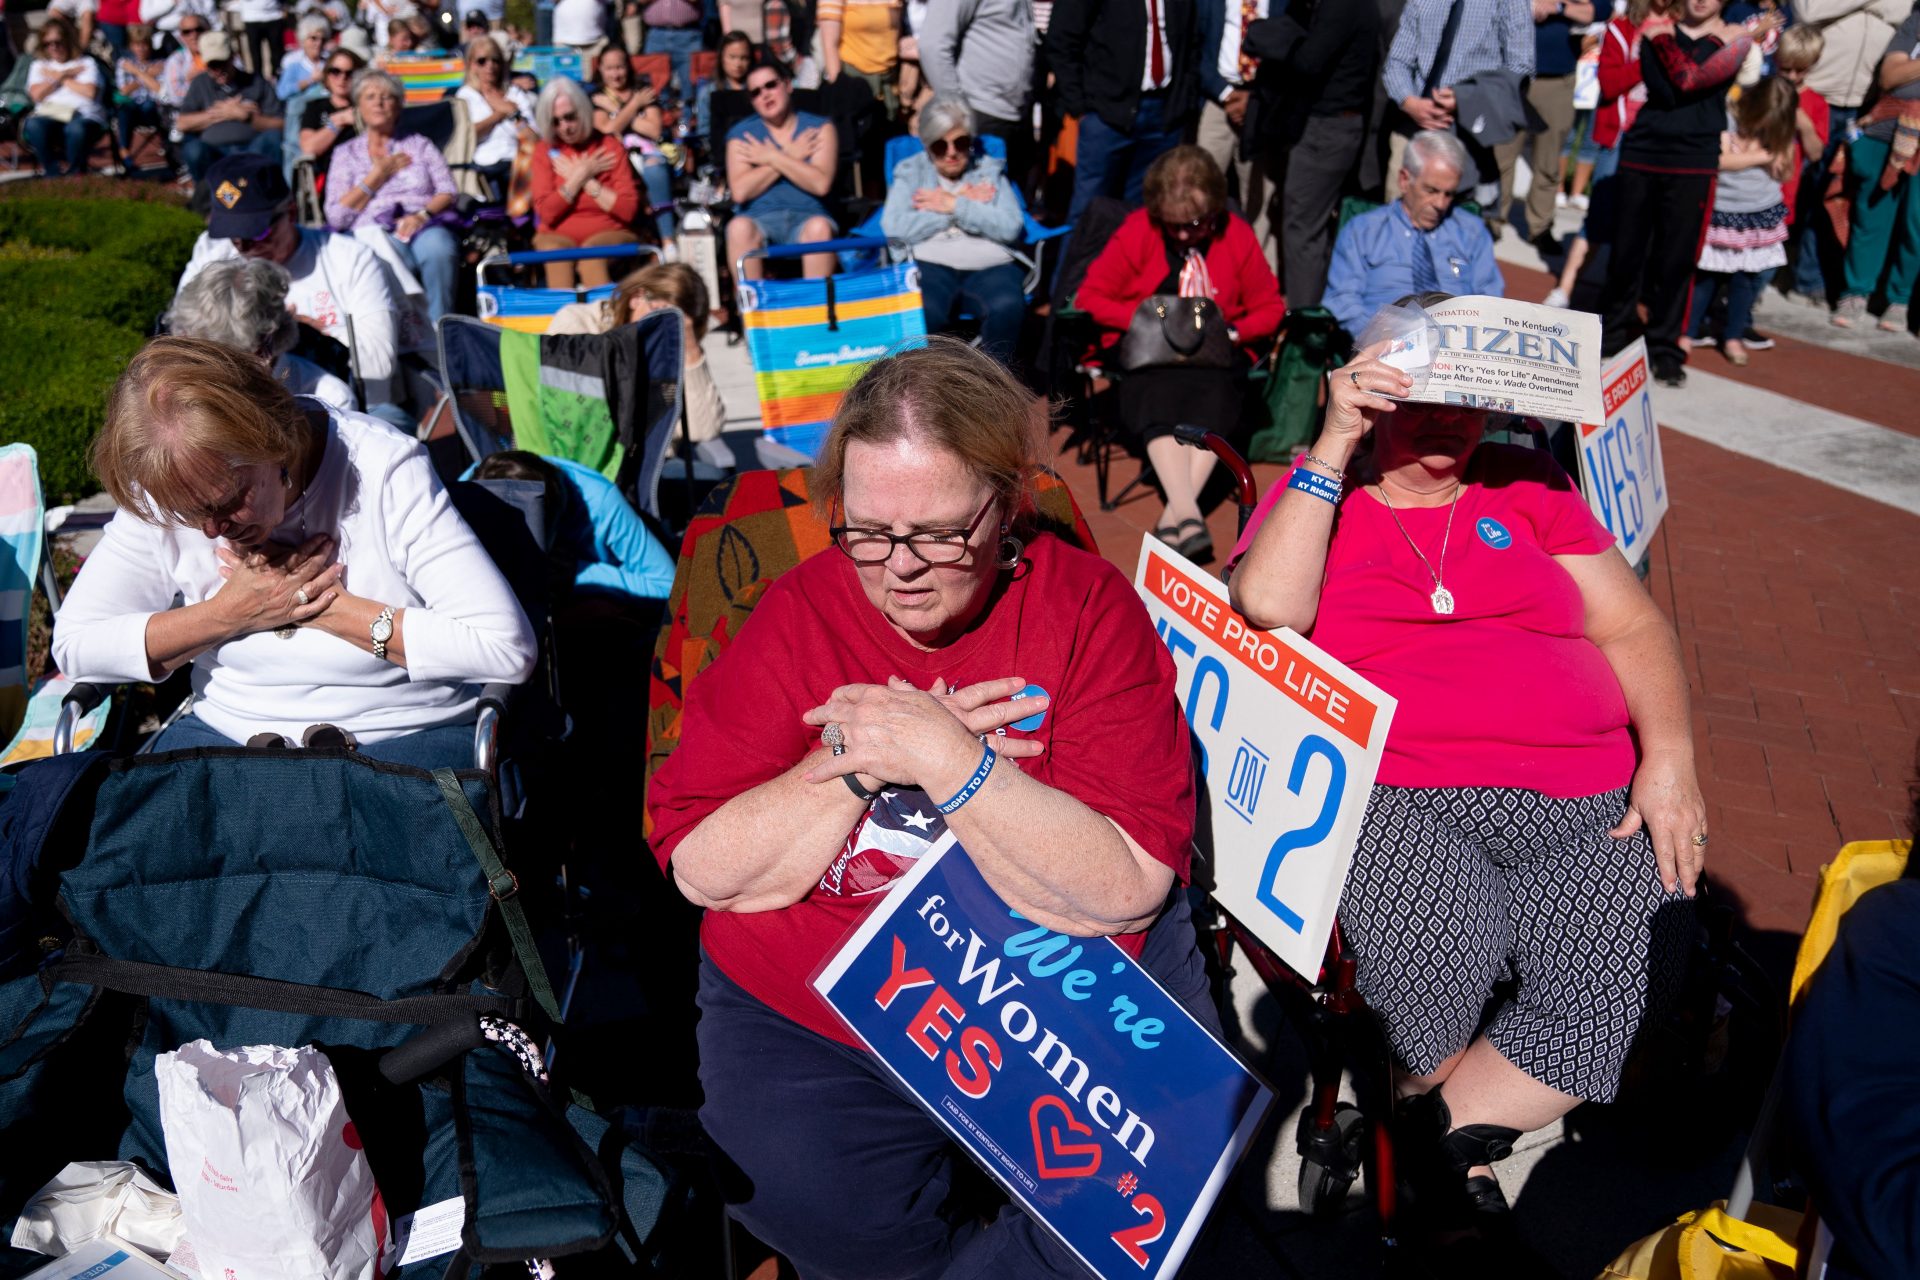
[1374,479,1463,615]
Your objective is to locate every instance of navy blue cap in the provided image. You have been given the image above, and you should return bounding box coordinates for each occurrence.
[204,152,293,240]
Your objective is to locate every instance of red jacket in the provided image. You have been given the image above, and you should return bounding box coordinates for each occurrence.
[1077,208,1285,358]
[1592,16,1645,152]
[532,132,642,243]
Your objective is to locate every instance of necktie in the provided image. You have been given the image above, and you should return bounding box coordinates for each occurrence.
[1147,0,1166,85]
[1238,0,1260,84]
[1410,230,1439,293]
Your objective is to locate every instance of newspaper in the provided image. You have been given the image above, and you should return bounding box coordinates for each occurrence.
[1373,295,1604,426]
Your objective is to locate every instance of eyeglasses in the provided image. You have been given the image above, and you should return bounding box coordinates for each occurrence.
[550,108,578,122]
[231,214,284,250]
[830,494,996,566]
[747,79,781,96]
[928,134,973,160]
[179,25,206,33]
[471,54,499,63]
[1162,212,1217,236]
[325,64,353,75]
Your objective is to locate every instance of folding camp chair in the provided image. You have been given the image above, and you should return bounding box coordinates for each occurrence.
[0,447,114,780]
[437,307,686,526]
[476,242,664,332]
[736,235,927,460]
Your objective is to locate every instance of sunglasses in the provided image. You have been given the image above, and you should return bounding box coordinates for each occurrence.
[471,54,499,63]
[232,216,283,248]
[180,25,206,33]
[747,79,781,96]
[928,134,973,160]
[326,64,353,74]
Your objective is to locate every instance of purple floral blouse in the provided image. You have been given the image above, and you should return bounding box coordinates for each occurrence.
[324,132,456,232]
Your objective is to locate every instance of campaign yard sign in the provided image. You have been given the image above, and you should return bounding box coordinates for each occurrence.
[813,839,1273,1280]
[1134,536,1395,981]
[1576,338,1669,568]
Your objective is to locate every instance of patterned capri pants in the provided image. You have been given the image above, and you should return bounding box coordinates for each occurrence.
[1340,785,1694,1102]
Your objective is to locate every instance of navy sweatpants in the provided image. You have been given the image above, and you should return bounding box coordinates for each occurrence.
[695,891,1219,1279]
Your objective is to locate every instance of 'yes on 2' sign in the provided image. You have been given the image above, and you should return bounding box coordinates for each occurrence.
[1134,537,1396,981]
[1576,337,1669,568]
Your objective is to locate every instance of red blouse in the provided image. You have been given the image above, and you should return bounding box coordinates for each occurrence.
[1076,207,1286,359]
[531,132,642,243]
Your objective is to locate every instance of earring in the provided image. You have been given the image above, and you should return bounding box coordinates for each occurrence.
[995,527,1024,571]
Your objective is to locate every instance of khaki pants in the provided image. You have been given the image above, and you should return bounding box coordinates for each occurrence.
[1496,72,1577,240]
[534,228,642,288]
[1196,97,1278,269]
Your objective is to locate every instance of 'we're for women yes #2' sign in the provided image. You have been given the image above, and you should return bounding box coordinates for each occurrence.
[813,839,1273,1280]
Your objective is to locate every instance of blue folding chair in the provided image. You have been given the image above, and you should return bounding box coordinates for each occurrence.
[475,243,666,334]
[853,133,1072,299]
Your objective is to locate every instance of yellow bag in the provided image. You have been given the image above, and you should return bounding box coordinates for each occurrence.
[1597,1202,1801,1280]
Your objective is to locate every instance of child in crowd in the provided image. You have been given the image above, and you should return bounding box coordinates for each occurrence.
[1685,75,1799,365]
[114,23,169,157]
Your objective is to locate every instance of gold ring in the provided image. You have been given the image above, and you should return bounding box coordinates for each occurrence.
[1691,833,1709,847]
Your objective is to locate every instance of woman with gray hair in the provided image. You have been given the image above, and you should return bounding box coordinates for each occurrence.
[167,257,357,410]
[530,76,641,289]
[324,67,460,323]
[880,95,1027,360]
[276,14,333,99]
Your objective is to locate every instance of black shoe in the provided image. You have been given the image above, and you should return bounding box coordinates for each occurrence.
[1741,327,1776,350]
[1653,359,1686,387]
[1529,228,1561,259]
[1172,518,1214,564]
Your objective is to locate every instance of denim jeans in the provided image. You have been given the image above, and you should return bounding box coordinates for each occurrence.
[152,712,477,770]
[1793,105,1856,300]
[180,129,281,180]
[644,24,704,100]
[23,114,103,177]
[388,224,460,326]
[636,150,676,238]
[1067,94,1185,221]
[1686,269,1763,342]
[916,260,1025,361]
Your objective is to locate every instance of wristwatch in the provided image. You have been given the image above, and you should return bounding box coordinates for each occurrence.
[370,605,395,661]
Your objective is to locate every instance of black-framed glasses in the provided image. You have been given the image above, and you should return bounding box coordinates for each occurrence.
[928,133,973,160]
[747,78,781,96]
[471,54,499,63]
[831,494,996,565]
[325,64,353,75]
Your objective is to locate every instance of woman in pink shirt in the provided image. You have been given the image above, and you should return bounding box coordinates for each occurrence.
[1229,293,1705,1260]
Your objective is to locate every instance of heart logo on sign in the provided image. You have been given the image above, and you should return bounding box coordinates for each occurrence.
[1029,1094,1102,1180]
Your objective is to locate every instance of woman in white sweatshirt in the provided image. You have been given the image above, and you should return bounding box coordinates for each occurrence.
[53,338,538,767]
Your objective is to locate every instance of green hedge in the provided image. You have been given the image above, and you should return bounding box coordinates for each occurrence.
[0,183,203,503]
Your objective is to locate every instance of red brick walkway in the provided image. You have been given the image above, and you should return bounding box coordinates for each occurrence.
[1049,329,1919,938]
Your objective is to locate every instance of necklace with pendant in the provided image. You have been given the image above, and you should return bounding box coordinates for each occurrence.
[1375,478,1463,616]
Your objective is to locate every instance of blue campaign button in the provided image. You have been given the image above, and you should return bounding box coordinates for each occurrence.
[1476,518,1512,550]
[1010,684,1049,732]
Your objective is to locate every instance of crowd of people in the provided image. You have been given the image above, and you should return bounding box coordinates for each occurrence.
[6,0,1920,1274]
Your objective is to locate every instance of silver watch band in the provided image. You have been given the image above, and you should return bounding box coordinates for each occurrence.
[371,604,395,662]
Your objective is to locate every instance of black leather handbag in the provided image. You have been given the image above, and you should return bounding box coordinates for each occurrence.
[1116,294,1237,372]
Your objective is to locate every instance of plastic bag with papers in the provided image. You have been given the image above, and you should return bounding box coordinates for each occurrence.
[155,1041,385,1280]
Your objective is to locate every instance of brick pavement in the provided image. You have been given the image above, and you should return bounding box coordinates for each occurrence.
[1047,317,1920,940]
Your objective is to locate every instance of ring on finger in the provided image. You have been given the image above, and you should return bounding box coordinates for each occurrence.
[1690,832,1709,847]
[822,721,846,756]
[295,587,310,605]
[1349,370,1362,388]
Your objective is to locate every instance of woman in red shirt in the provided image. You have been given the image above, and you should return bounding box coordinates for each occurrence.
[648,339,1209,1278]
[1229,295,1706,1260]
[529,77,642,290]
[1078,145,1284,564]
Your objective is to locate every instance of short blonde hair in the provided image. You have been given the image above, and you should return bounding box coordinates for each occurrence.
[1776,24,1824,71]
[96,338,320,527]
[812,336,1047,525]
[1142,145,1227,225]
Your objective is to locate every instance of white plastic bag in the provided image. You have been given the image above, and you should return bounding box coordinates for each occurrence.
[155,1041,385,1280]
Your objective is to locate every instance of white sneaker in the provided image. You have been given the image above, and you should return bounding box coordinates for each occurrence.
[1555,191,1568,208]
[1543,287,1570,308]
[1572,193,1590,211]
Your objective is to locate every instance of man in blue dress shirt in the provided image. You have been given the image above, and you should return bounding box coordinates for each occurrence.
[1323,129,1505,336]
